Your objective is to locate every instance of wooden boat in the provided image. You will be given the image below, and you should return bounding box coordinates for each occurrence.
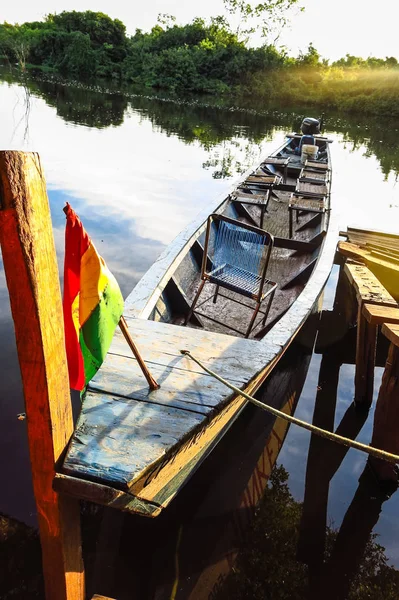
[56,126,338,517]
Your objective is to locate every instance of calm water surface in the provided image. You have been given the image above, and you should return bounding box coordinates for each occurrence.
[1,72,399,595]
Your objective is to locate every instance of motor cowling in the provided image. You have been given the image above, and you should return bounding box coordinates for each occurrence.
[301,117,321,135]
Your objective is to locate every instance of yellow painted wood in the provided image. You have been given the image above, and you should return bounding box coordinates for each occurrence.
[363,304,399,325]
[344,263,397,307]
[382,323,399,348]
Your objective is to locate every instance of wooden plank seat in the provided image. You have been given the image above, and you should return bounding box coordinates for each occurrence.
[343,263,398,409]
[295,180,328,198]
[305,159,330,171]
[261,157,290,182]
[246,174,280,186]
[299,168,328,185]
[288,195,326,238]
[232,190,271,228]
[61,317,280,511]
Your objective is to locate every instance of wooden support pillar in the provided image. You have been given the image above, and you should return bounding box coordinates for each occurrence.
[370,323,399,481]
[0,152,85,599]
[354,304,378,409]
[355,304,399,409]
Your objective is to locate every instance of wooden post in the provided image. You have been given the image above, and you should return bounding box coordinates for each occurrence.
[354,304,378,409]
[370,323,399,481]
[0,152,85,599]
[355,304,399,409]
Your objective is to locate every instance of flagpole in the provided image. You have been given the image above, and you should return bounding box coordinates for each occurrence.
[119,316,160,390]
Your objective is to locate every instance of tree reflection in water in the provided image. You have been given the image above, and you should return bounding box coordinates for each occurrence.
[3,69,399,180]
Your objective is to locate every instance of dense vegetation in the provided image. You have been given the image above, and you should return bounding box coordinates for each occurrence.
[1,9,399,117]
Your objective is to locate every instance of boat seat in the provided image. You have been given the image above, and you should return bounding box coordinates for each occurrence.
[184,214,277,338]
[260,157,290,182]
[305,159,330,171]
[232,189,271,229]
[288,194,327,238]
[299,167,328,185]
[295,180,328,198]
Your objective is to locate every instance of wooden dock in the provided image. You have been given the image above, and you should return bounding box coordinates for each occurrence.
[337,228,399,482]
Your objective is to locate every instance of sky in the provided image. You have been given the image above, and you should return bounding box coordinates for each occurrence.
[2,0,399,61]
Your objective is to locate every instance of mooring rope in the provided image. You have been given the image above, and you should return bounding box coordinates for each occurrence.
[180,349,399,465]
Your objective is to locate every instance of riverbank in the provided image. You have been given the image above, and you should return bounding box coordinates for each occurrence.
[1,11,399,119]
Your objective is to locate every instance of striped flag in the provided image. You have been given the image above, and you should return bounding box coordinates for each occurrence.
[63,203,124,391]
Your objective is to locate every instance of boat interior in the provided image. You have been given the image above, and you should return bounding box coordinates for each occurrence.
[148,136,331,339]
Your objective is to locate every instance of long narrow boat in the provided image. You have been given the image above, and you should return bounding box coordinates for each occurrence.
[56,120,338,517]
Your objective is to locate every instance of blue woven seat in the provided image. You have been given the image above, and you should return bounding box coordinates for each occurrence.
[184,214,277,338]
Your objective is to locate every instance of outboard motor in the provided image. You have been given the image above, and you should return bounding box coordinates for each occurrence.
[301,117,321,136]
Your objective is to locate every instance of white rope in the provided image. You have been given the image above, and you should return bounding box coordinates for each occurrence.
[181,349,399,465]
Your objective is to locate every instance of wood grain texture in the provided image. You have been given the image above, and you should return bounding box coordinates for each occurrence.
[0,151,84,599]
[344,263,397,307]
[63,318,281,492]
[381,323,399,347]
[354,304,377,408]
[54,474,161,517]
[370,342,399,480]
[363,304,399,325]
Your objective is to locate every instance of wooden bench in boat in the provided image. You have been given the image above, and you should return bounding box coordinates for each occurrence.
[295,180,328,198]
[343,263,399,409]
[299,168,328,185]
[288,195,327,239]
[305,159,330,171]
[246,174,280,186]
[232,190,271,229]
[261,157,290,182]
[58,317,282,514]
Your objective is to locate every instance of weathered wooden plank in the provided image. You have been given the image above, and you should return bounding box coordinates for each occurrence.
[296,181,328,197]
[337,241,369,262]
[381,322,399,347]
[354,303,378,409]
[344,263,397,307]
[289,196,326,211]
[370,250,399,265]
[305,160,330,170]
[273,236,318,252]
[53,474,161,518]
[366,242,399,258]
[339,242,399,301]
[247,175,278,185]
[90,352,228,411]
[0,151,85,600]
[370,340,399,480]
[363,304,399,325]
[115,317,270,378]
[63,392,207,489]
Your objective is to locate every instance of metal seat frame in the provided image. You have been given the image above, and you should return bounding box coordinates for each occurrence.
[184,214,277,338]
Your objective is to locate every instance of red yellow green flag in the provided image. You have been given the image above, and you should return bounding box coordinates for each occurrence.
[63,203,124,391]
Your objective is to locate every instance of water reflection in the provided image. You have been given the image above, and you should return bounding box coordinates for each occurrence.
[1,69,399,595]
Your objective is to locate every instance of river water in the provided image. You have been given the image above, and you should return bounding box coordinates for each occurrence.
[1,71,399,598]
